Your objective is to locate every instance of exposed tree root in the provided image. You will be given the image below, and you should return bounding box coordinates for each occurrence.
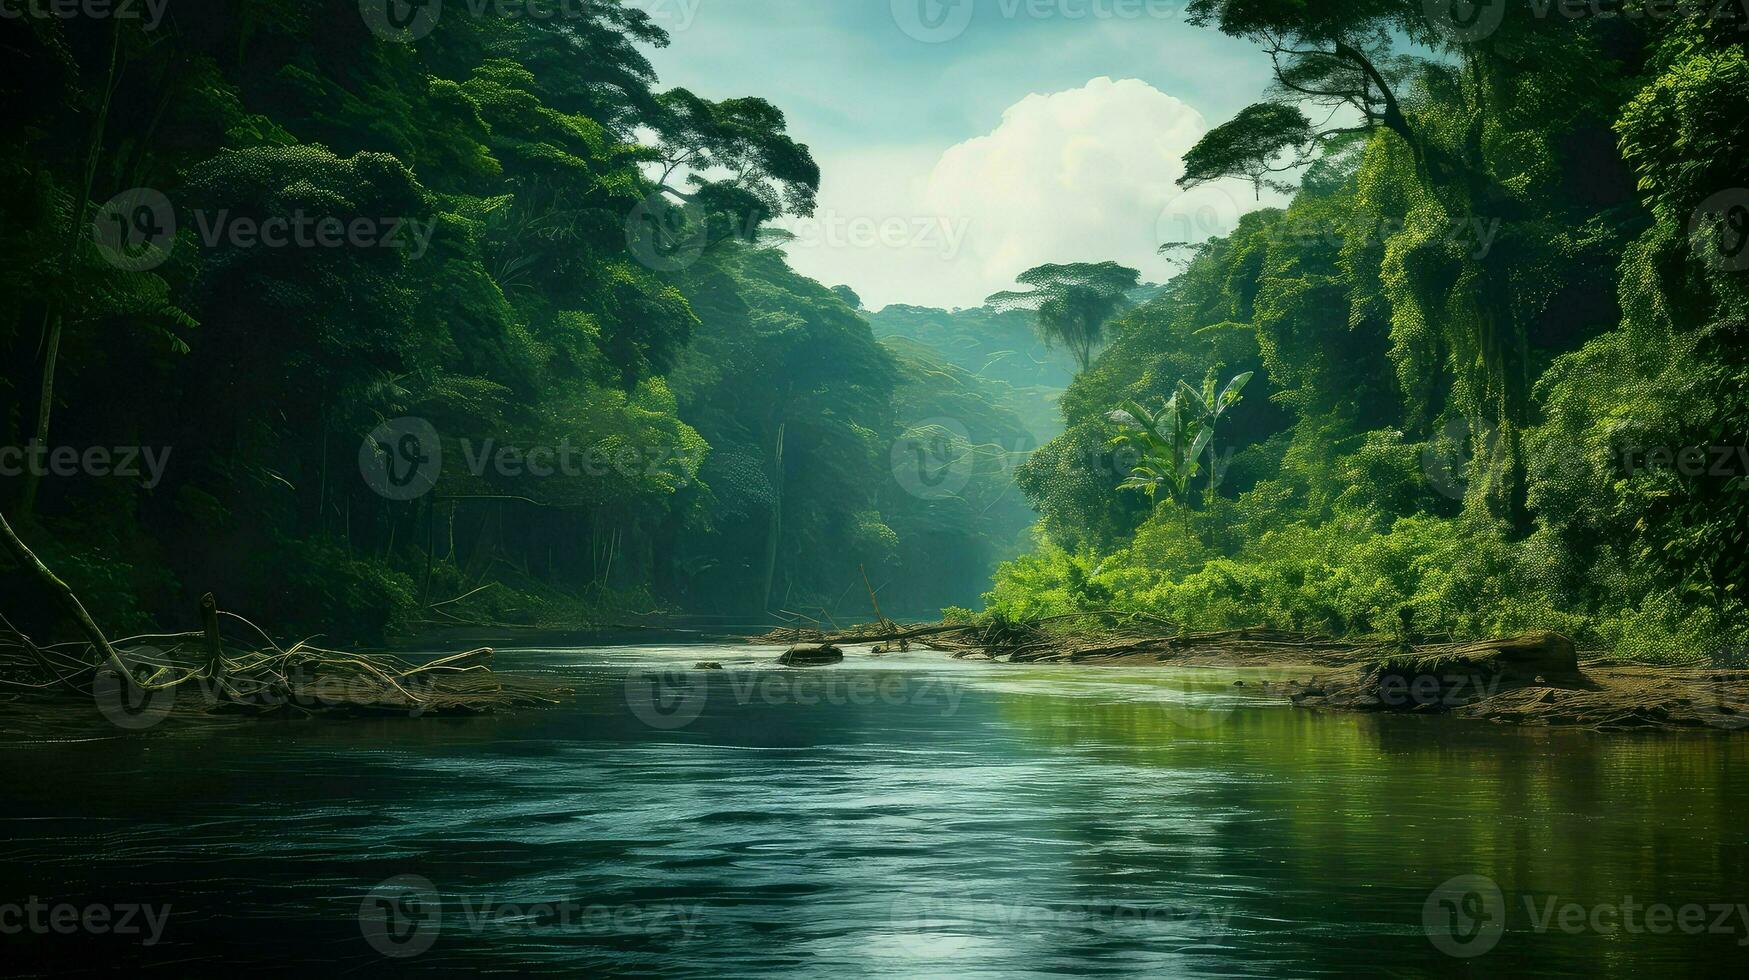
[0,604,571,720]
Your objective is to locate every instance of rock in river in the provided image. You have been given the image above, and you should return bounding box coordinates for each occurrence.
[777,644,843,667]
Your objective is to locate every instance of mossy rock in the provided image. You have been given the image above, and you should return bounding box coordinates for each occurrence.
[777,644,843,667]
[1376,632,1577,680]
[1359,633,1579,712]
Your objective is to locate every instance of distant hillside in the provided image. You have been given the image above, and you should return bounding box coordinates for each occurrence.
[863,285,1166,444]
[865,304,1075,390]
[875,336,1043,613]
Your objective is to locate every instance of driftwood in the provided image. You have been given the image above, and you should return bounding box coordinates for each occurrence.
[1,507,138,691]
[748,611,1190,651]
[0,509,570,721]
[0,603,570,719]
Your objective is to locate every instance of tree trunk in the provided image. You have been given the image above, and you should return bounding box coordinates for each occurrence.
[762,421,785,611]
[0,506,138,690]
[21,25,123,516]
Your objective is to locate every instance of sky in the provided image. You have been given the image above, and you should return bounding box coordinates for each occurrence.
[637,0,1284,310]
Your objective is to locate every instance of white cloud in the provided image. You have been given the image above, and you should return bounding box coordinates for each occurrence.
[780,77,1275,310]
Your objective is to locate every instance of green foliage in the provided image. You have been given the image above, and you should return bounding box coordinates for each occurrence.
[0,1,1009,643]
[1109,395,1209,506]
[3,2,1745,667]
[987,262,1144,372]
[1179,102,1314,196]
[991,13,1749,661]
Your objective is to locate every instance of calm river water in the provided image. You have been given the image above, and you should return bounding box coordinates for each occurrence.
[2,642,1747,976]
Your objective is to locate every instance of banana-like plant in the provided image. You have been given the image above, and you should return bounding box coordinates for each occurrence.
[1107,393,1210,506]
[1177,371,1253,506]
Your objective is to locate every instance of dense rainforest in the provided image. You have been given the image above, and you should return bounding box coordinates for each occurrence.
[0,1,1034,640]
[985,2,1749,661]
[1,2,1746,664]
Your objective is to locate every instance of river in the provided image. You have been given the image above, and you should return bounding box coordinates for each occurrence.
[3,642,1746,975]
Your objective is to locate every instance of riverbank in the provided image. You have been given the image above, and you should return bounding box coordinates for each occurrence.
[750,621,1749,734]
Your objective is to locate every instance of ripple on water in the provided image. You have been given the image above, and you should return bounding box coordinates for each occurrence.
[1,644,1746,975]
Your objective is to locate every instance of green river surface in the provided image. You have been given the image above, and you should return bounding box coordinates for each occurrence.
[2,642,1746,976]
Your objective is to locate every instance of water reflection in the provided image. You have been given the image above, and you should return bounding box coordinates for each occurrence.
[1,644,1744,975]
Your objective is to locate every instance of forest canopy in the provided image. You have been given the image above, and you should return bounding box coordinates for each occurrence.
[2,1,1745,664]
[0,0,1035,638]
[987,3,1749,661]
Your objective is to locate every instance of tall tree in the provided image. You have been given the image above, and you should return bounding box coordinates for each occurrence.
[1178,0,1625,530]
[987,262,1142,372]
